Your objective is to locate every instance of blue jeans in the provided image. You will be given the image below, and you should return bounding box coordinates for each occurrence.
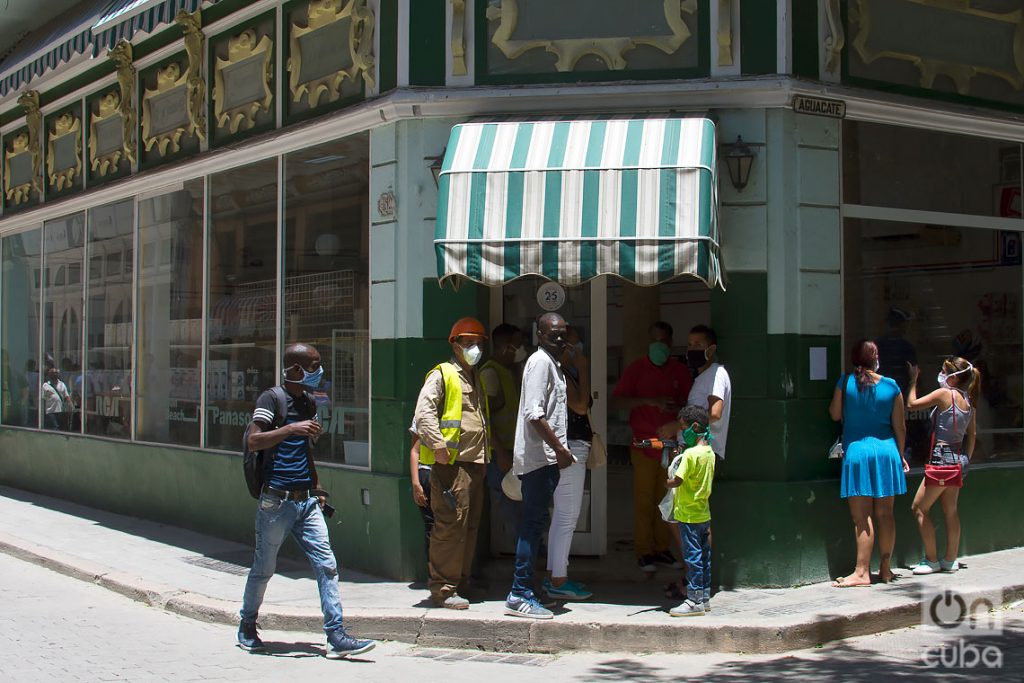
[679,521,711,603]
[240,494,344,633]
[510,464,560,600]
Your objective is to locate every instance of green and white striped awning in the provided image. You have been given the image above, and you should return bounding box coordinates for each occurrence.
[435,118,722,289]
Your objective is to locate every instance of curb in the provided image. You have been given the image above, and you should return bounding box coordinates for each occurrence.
[3,532,1022,655]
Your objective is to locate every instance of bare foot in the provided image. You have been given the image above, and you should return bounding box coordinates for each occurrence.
[877,569,897,584]
[832,574,871,588]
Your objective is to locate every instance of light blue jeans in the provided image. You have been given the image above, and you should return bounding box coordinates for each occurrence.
[240,494,344,633]
[679,521,712,604]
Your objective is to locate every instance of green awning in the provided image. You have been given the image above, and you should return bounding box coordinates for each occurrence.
[435,118,723,289]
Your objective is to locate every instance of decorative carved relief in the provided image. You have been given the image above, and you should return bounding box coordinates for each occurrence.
[141,61,193,156]
[4,131,35,205]
[18,90,42,196]
[486,0,697,72]
[287,0,376,110]
[213,28,274,134]
[851,0,1024,94]
[89,90,127,177]
[717,0,732,67]
[108,41,137,165]
[175,8,207,141]
[452,0,468,75]
[823,0,844,74]
[47,112,82,191]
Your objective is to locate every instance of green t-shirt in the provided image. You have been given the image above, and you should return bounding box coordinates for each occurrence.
[671,443,715,524]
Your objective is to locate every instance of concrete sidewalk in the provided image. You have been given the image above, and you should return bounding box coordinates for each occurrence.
[1,485,1021,655]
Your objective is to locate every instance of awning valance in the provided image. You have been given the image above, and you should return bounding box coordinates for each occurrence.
[434,118,723,289]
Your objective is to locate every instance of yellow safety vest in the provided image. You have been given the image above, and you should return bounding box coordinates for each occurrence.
[480,359,518,452]
[418,362,491,465]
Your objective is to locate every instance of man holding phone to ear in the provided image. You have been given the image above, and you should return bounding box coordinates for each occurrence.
[238,343,375,659]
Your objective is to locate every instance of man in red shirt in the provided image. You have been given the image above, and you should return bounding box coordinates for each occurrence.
[611,321,693,572]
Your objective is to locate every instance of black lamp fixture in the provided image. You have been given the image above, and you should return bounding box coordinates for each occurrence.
[721,135,757,191]
[425,149,446,188]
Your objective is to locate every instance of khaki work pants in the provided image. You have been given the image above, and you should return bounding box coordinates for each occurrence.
[428,461,485,603]
[631,448,672,557]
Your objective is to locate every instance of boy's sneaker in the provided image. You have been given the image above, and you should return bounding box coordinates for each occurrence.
[505,594,554,619]
[237,620,265,652]
[703,600,712,612]
[940,559,960,573]
[669,599,706,617]
[432,595,470,610]
[325,629,376,659]
[637,554,657,572]
[653,550,683,570]
[912,560,941,575]
[543,579,593,601]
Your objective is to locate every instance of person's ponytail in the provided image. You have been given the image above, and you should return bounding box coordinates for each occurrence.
[965,366,982,405]
[850,339,879,390]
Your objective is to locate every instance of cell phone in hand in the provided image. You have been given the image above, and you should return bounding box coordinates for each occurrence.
[321,502,336,518]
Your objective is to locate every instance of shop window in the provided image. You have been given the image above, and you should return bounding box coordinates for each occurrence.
[206,160,278,451]
[137,181,204,446]
[42,212,85,433]
[844,219,1023,464]
[1,228,42,427]
[283,135,369,466]
[85,199,135,439]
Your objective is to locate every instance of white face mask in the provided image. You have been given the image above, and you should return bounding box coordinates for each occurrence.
[513,345,527,363]
[938,363,972,388]
[461,344,482,366]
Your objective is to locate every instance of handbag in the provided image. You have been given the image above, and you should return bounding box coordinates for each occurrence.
[924,391,964,488]
[586,412,607,469]
[828,374,850,460]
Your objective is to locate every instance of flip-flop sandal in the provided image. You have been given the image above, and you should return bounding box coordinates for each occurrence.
[832,576,871,588]
[663,582,685,599]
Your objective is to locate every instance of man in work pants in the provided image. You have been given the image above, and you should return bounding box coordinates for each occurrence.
[413,317,490,609]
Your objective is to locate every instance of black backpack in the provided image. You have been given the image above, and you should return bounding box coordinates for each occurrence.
[242,386,289,498]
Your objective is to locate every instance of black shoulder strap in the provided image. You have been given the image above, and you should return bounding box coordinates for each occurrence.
[269,386,289,428]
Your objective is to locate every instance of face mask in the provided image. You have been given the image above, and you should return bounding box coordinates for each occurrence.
[680,424,713,448]
[686,349,707,371]
[938,363,972,388]
[285,364,323,388]
[513,346,527,363]
[648,341,670,367]
[461,344,483,366]
[872,359,880,372]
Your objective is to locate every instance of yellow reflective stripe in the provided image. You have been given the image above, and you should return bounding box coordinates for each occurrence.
[419,362,464,465]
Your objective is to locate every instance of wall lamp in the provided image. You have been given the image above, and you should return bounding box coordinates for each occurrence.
[425,149,446,188]
[719,136,760,191]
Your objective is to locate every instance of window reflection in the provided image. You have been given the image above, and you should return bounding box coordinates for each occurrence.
[42,212,84,432]
[1,228,42,427]
[85,199,134,438]
[207,160,278,451]
[137,181,204,445]
[283,135,370,465]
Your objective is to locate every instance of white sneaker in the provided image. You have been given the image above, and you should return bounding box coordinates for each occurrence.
[912,560,941,575]
[669,599,705,617]
[940,559,960,573]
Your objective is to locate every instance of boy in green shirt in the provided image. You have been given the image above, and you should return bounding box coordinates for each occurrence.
[665,404,715,617]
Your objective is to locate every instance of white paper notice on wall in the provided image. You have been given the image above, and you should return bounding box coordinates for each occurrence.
[809,347,828,381]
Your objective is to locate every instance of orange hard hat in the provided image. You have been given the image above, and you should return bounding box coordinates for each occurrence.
[448,317,488,343]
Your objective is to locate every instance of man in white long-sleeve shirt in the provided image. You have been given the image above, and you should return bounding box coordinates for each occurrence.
[504,312,573,620]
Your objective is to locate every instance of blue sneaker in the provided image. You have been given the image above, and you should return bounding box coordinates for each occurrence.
[543,579,593,601]
[505,594,554,619]
[237,620,265,652]
[326,629,376,659]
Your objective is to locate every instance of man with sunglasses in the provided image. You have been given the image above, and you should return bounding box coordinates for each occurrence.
[238,343,375,659]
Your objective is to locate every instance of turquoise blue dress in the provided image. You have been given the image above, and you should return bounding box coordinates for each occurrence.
[839,375,907,499]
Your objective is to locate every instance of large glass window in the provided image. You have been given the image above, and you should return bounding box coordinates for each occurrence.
[844,123,1024,464]
[207,160,278,451]
[283,135,369,465]
[137,181,204,446]
[42,213,85,432]
[85,199,135,438]
[1,228,42,427]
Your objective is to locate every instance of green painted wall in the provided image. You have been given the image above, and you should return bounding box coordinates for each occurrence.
[740,0,777,75]
[791,0,818,79]
[408,0,446,86]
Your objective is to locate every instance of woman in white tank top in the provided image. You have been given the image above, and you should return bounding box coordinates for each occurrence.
[905,357,980,575]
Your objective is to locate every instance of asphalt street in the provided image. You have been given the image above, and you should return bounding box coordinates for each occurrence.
[1,552,1021,683]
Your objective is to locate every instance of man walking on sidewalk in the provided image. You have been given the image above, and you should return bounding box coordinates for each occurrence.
[505,313,574,620]
[414,317,490,610]
[238,342,375,659]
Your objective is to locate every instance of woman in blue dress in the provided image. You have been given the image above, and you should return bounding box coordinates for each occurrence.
[828,339,910,587]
